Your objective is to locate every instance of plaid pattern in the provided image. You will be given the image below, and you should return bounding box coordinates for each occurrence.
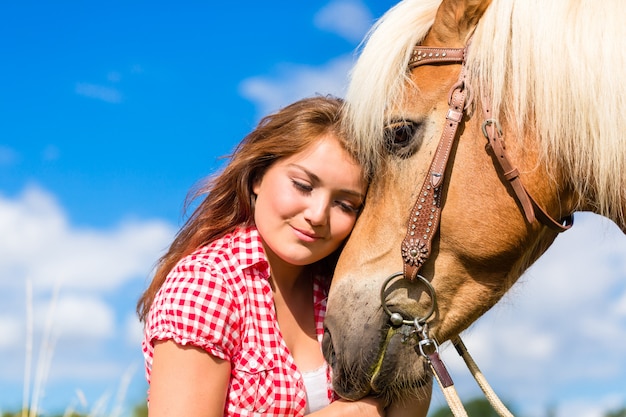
[143,226,333,416]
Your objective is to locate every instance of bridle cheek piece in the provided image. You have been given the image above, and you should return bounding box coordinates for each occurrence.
[401,42,572,282]
[401,45,472,281]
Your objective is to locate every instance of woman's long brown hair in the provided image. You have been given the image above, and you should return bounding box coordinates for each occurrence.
[137,95,356,322]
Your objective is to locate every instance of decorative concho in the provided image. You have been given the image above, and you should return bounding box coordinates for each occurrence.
[401,238,429,266]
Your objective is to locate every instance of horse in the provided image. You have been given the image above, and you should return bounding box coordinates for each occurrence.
[321,0,626,411]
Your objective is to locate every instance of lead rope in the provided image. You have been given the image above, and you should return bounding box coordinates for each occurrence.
[451,336,514,417]
[417,332,514,417]
[414,323,469,417]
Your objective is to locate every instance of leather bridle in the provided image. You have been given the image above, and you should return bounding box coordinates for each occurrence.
[378,39,574,417]
[400,41,573,281]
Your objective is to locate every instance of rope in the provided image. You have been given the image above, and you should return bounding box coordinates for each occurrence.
[431,367,469,417]
[451,336,515,417]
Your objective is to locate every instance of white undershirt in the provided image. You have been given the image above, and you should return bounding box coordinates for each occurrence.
[302,363,330,414]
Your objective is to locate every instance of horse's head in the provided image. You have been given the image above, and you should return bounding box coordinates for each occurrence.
[323,0,626,404]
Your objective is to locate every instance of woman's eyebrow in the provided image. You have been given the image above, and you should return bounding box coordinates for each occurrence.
[287,163,321,183]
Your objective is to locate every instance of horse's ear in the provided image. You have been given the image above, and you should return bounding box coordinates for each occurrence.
[426,0,491,46]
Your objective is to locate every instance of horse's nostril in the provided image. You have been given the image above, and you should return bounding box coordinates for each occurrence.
[322,328,336,368]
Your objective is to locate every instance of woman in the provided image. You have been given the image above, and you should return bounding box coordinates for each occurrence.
[136,96,429,417]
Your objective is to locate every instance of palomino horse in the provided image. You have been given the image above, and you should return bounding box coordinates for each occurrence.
[322,0,626,410]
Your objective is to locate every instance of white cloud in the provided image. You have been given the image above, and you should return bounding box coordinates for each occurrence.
[314,0,373,42]
[35,295,116,340]
[0,316,22,349]
[437,212,626,417]
[556,395,626,417]
[238,1,376,118]
[48,359,133,382]
[0,185,174,292]
[613,291,626,316]
[75,82,122,103]
[239,56,354,118]
[124,313,144,348]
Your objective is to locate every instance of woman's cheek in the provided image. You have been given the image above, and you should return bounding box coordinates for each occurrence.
[332,212,358,241]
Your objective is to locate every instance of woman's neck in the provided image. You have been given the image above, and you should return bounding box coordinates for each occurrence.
[270,266,309,299]
[270,267,323,372]
[263,243,306,293]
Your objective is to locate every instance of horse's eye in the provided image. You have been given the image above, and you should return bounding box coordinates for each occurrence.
[384,120,422,158]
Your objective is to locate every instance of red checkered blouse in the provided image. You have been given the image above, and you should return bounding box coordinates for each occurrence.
[142,226,334,416]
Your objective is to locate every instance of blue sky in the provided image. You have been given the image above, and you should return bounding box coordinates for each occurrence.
[1,2,625,417]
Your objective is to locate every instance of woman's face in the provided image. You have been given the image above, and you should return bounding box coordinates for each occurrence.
[253,133,367,271]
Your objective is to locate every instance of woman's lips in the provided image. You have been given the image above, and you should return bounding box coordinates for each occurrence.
[292,226,321,242]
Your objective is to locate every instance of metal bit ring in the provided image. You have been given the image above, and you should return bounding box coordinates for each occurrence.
[380,271,437,327]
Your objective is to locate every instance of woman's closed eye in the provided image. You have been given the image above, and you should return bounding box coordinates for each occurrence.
[335,199,362,214]
[293,180,361,213]
[291,179,313,194]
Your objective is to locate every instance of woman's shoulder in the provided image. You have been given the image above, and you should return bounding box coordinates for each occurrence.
[166,226,270,291]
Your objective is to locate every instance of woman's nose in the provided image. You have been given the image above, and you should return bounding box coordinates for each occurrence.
[304,196,329,225]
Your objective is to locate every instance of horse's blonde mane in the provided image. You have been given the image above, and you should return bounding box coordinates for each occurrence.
[345,0,626,225]
[343,0,441,173]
